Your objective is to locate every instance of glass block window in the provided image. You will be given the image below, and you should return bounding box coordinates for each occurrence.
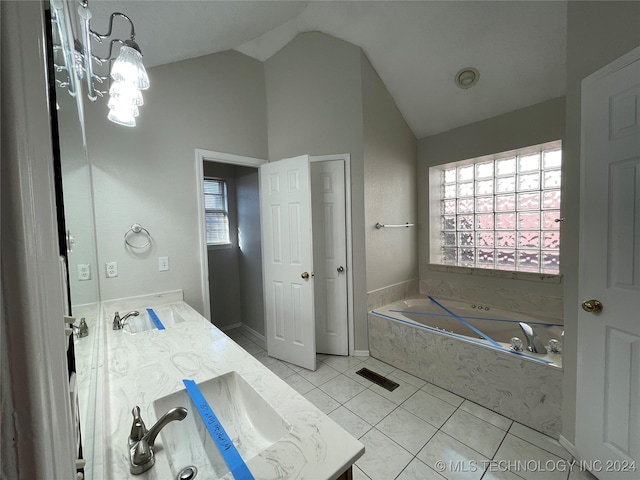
[432,141,562,273]
[204,178,230,245]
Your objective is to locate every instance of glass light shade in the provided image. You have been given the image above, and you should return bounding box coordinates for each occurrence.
[108,97,139,117]
[111,45,150,90]
[109,80,144,106]
[107,94,140,127]
[108,107,136,127]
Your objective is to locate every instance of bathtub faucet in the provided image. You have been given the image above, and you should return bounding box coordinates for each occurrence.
[518,322,547,354]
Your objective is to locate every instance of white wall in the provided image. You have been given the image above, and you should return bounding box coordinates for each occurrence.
[57,93,100,306]
[235,166,265,335]
[203,163,264,334]
[264,32,370,350]
[264,32,419,351]
[416,0,640,445]
[81,30,418,351]
[361,53,418,292]
[562,0,640,445]
[204,162,242,329]
[84,50,268,315]
[417,97,566,302]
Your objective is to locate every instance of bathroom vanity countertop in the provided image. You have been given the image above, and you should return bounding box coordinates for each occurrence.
[74,291,364,480]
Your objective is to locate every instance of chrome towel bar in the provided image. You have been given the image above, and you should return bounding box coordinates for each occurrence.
[375,222,415,229]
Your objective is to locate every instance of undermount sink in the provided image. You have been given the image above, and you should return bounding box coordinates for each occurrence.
[152,372,290,479]
[123,307,187,334]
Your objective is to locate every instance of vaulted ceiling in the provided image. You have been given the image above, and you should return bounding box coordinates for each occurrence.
[90,1,567,138]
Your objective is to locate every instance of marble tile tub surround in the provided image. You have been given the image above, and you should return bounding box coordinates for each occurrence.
[368,278,420,310]
[230,327,587,480]
[368,311,563,438]
[75,291,363,480]
[420,277,563,321]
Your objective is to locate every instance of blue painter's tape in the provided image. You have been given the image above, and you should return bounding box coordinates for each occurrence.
[370,310,553,365]
[388,309,563,327]
[388,310,452,319]
[182,379,255,480]
[146,308,165,330]
[428,296,502,349]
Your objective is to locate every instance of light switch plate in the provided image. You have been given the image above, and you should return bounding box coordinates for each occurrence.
[158,256,169,272]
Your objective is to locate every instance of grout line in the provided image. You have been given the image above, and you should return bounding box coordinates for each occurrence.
[507,424,569,460]
[230,332,571,480]
[393,462,412,480]
[460,403,514,432]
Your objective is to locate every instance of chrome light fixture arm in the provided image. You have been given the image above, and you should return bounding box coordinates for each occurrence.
[89,12,136,42]
[51,0,149,126]
[91,38,142,64]
[77,1,97,100]
[50,0,78,97]
[77,5,140,101]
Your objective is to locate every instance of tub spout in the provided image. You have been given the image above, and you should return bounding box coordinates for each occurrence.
[519,322,547,354]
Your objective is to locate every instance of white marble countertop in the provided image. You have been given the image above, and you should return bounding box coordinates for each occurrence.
[74,291,364,480]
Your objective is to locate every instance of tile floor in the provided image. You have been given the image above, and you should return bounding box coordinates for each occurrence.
[226,327,597,480]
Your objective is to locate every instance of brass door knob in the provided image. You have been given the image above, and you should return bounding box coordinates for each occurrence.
[301,272,309,279]
[581,299,603,313]
[337,266,345,273]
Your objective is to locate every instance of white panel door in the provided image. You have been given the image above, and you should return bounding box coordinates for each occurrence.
[260,155,316,371]
[576,46,640,479]
[311,159,348,355]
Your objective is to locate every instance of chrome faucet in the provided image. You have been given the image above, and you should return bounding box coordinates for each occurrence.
[70,317,89,338]
[519,322,547,354]
[128,405,188,475]
[113,310,139,330]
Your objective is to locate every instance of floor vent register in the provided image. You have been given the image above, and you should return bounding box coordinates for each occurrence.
[355,367,399,392]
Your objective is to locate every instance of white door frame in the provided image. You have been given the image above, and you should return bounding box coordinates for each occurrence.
[194,149,355,355]
[195,149,267,322]
[2,1,77,477]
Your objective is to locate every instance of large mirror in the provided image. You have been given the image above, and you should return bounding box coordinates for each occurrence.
[50,9,100,311]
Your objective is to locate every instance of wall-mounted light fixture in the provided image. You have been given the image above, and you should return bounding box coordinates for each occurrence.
[51,0,149,127]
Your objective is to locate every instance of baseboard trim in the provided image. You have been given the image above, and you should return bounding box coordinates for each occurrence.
[558,435,577,459]
[241,324,265,342]
[236,324,359,355]
[220,322,242,331]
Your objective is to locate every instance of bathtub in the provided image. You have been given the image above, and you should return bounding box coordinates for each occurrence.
[368,296,564,437]
[380,296,563,364]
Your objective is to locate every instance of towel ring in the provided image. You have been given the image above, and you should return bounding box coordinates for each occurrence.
[124,223,151,249]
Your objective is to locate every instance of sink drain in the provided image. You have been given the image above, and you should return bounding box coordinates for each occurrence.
[177,466,198,480]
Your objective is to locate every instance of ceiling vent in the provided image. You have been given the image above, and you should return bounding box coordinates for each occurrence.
[455,67,480,89]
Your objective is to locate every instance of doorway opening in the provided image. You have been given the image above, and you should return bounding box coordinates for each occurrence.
[195,149,355,368]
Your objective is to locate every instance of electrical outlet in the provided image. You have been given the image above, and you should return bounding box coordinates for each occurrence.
[158,256,169,272]
[77,264,91,281]
[105,261,118,278]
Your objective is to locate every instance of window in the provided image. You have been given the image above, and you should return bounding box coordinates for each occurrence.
[204,178,230,245]
[430,140,562,274]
